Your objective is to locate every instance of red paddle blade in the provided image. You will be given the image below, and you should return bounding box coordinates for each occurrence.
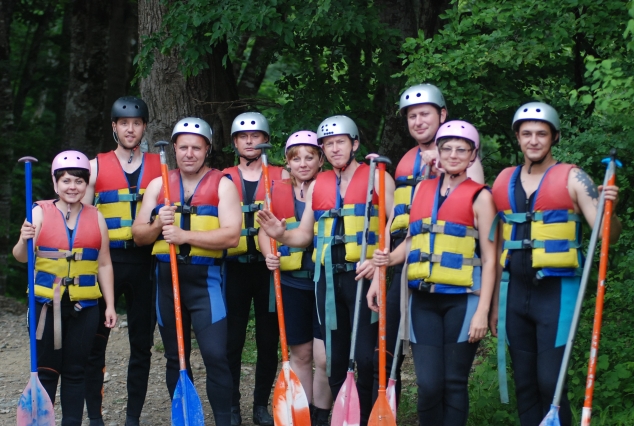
[331,371,360,426]
[273,362,311,425]
[16,373,55,426]
[385,378,397,419]
[368,394,396,426]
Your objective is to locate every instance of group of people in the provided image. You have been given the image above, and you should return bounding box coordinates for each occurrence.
[12,83,621,426]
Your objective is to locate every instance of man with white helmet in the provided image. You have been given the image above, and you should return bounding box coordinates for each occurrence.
[132,117,242,426]
[490,102,621,425]
[223,112,289,426]
[82,96,161,426]
[257,115,395,426]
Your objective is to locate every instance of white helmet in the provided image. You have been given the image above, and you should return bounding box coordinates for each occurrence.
[171,117,212,144]
[512,102,560,133]
[231,112,270,137]
[399,84,446,115]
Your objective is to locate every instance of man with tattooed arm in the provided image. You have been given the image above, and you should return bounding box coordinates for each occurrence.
[488,102,621,426]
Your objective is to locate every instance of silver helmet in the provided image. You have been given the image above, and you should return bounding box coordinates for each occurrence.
[512,102,560,133]
[171,117,212,144]
[316,115,360,143]
[399,84,446,115]
[231,112,270,137]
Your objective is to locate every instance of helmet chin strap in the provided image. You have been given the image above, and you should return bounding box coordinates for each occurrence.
[241,154,261,167]
[335,148,355,173]
[527,147,552,174]
[113,130,144,163]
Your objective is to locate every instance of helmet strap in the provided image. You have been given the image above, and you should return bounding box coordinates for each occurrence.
[527,151,549,174]
[337,148,355,172]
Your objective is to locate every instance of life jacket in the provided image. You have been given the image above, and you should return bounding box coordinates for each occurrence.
[152,169,225,264]
[491,163,582,276]
[223,165,284,257]
[271,179,304,271]
[34,201,103,303]
[391,146,431,238]
[407,177,485,292]
[94,151,161,248]
[312,163,379,266]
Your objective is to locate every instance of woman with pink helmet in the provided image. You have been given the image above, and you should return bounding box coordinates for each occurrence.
[258,131,332,425]
[371,121,497,426]
[13,150,116,425]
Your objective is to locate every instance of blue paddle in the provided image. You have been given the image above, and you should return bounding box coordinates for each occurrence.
[155,141,205,426]
[16,156,56,426]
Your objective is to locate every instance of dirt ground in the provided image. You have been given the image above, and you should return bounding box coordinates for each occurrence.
[0,295,263,426]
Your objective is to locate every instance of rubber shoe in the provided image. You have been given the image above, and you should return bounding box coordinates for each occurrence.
[124,415,140,426]
[89,419,105,426]
[231,405,242,426]
[253,405,274,426]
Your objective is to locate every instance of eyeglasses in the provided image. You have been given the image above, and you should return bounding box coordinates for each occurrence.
[439,147,472,156]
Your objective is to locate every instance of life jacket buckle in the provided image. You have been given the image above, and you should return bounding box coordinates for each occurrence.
[420,223,433,234]
[332,235,346,245]
[327,208,342,218]
[63,277,75,286]
[417,252,431,262]
[65,252,77,261]
[521,239,534,249]
[245,227,259,237]
[122,240,137,249]
[408,280,431,292]
[332,263,353,274]
[525,212,533,222]
[245,203,261,213]
[180,204,193,215]
[176,254,191,264]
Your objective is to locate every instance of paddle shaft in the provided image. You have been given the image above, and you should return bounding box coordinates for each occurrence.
[22,159,38,373]
[581,159,617,424]
[551,159,612,406]
[158,151,188,372]
[260,152,290,363]
[377,163,387,391]
[347,160,378,368]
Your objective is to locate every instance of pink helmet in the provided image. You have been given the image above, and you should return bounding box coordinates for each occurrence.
[285,131,320,153]
[51,150,91,175]
[435,120,480,150]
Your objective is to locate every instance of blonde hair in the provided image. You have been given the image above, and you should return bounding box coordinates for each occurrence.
[285,144,323,187]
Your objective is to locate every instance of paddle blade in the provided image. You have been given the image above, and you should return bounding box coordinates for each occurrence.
[331,371,360,426]
[273,363,311,425]
[16,373,55,426]
[368,394,396,426]
[539,404,560,426]
[385,378,397,419]
[172,370,205,426]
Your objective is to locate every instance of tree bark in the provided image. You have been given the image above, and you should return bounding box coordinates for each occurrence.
[62,0,111,158]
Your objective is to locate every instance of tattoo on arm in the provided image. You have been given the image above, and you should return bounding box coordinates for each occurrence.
[575,169,599,207]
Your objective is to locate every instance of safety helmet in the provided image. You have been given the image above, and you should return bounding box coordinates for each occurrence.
[171,117,212,145]
[435,120,480,150]
[51,150,91,176]
[512,102,560,135]
[111,96,149,123]
[285,131,320,153]
[399,84,446,115]
[231,112,270,137]
[316,115,360,144]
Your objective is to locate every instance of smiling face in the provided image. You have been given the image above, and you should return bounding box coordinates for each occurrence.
[112,117,146,148]
[174,133,209,173]
[233,131,268,158]
[320,134,358,169]
[515,120,558,164]
[437,138,476,175]
[55,170,89,203]
[406,103,447,145]
[286,145,323,182]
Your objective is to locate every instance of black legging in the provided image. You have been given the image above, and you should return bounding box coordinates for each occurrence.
[225,260,279,407]
[35,300,99,426]
[84,260,155,420]
[156,261,233,426]
[316,268,377,426]
[409,292,479,426]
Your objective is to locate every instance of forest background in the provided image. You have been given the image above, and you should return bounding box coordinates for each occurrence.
[1,0,633,424]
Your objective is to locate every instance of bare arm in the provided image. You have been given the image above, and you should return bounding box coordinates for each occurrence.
[12,206,43,263]
[132,177,164,246]
[96,212,117,328]
[466,156,485,184]
[569,168,622,244]
[82,158,98,205]
[489,220,504,337]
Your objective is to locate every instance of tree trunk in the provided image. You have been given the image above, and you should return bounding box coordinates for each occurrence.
[62,0,111,158]
[138,0,240,170]
[0,0,15,295]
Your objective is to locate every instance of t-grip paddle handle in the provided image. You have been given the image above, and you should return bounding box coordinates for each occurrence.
[373,155,392,166]
[255,142,273,152]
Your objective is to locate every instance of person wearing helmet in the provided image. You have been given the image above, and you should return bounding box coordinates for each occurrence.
[489,102,622,425]
[257,115,395,426]
[132,117,242,426]
[257,131,332,426]
[222,112,289,426]
[371,121,496,426]
[13,151,117,425]
[81,96,161,426]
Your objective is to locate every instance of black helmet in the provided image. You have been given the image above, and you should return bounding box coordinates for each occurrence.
[111,96,149,123]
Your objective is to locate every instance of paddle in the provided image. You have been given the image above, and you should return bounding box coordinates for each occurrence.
[331,154,378,426]
[16,156,56,426]
[539,151,617,426]
[257,143,311,425]
[368,156,396,426]
[581,149,620,426]
[154,141,205,426]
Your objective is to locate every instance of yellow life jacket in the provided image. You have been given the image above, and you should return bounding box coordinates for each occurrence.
[94,151,161,248]
[491,163,582,277]
[311,164,379,266]
[271,179,305,271]
[223,165,284,258]
[151,169,225,264]
[407,177,486,292]
[34,201,103,303]
[391,146,431,239]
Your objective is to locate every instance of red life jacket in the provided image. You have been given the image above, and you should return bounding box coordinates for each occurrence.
[392,146,431,237]
[270,179,305,271]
